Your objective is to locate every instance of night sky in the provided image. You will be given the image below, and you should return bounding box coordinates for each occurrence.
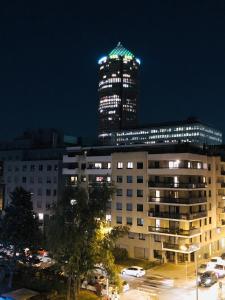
[0,1,225,140]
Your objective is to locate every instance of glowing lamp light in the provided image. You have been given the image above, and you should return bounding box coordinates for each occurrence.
[136,58,141,64]
[98,56,107,64]
[179,245,188,252]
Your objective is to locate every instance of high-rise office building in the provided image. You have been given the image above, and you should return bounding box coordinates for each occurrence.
[98,42,140,143]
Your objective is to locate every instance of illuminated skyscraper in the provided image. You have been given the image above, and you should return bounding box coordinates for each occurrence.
[98,42,140,143]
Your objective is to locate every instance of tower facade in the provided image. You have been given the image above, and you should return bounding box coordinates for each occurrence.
[98,43,140,143]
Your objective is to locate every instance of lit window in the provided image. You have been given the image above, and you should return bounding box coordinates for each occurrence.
[127,162,133,169]
[117,162,123,169]
[38,213,44,221]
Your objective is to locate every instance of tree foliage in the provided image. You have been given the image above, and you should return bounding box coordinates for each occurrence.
[2,186,41,251]
[47,184,127,300]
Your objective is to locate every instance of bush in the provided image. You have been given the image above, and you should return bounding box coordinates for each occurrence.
[113,247,128,262]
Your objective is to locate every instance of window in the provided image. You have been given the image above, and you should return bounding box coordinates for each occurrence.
[47,165,52,171]
[46,177,51,184]
[126,217,132,225]
[127,176,132,183]
[209,190,211,197]
[7,177,11,183]
[54,164,58,171]
[22,165,27,172]
[127,189,133,197]
[15,166,19,172]
[139,233,145,240]
[53,189,57,196]
[208,177,211,184]
[30,177,34,184]
[128,232,135,239]
[154,235,161,242]
[22,177,26,183]
[137,204,143,212]
[116,189,123,196]
[53,176,57,183]
[39,165,43,171]
[117,176,123,183]
[137,176,143,183]
[46,189,51,196]
[116,216,122,224]
[137,218,144,226]
[37,188,42,196]
[30,165,35,171]
[137,189,143,197]
[204,219,207,225]
[117,162,123,169]
[209,217,212,224]
[126,203,133,211]
[38,213,44,221]
[38,177,42,184]
[37,200,42,208]
[127,162,133,169]
[137,162,143,169]
[116,202,122,210]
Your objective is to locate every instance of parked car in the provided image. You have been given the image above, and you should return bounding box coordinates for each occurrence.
[208,257,223,269]
[121,266,145,277]
[198,271,218,287]
[213,264,225,278]
[198,263,213,275]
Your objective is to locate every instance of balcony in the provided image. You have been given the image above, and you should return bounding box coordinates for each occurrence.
[148,196,207,205]
[148,226,201,237]
[148,182,206,189]
[162,242,200,253]
[148,211,207,220]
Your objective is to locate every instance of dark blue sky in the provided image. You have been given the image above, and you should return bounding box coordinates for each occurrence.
[0,0,225,140]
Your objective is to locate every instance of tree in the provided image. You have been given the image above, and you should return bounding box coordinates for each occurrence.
[47,184,127,300]
[1,187,42,288]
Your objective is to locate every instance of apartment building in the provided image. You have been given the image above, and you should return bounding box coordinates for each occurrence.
[0,129,78,224]
[62,143,225,264]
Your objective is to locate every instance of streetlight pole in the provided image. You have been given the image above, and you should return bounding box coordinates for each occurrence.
[195,251,198,300]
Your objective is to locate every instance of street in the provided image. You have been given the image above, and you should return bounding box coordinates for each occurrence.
[119,263,225,300]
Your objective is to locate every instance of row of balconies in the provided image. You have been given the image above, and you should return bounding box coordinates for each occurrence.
[148,226,201,237]
[148,210,207,220]
[148,182,206,189]
[148,196,207,205]
[162,242,200,253]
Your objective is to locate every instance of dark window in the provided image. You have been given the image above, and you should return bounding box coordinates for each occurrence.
[137,162,143,169]
[126,203,133,211]
[22,177,26,183]
[137,189,143,197]
[116,202,122,210]
[209,217,212,224]
[47,165,52,171]
[116,216,122,224]
[127,189,133,197]
[127,176,132,183]
[126,217,132,225]
[137,204,143,212]
[116,189,123,196]
[46,189,51,196]
[39,165,43,171]
[137,176,143,183]
[117,176,123,183]
[30,165,35,171]
[154,235,161,242]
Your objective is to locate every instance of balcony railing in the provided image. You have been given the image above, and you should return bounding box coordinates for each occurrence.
[148,196,207,205]
[148,182,206,189]
[148,226,200,236]
[162,242,200,253]
[148,164,205,170]
[148,211,207,220]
